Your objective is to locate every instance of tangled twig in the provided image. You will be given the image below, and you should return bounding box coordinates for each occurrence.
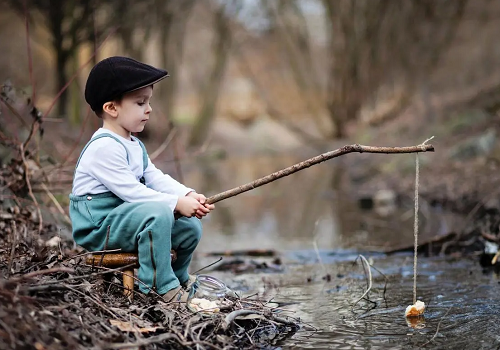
[352,255,373,306]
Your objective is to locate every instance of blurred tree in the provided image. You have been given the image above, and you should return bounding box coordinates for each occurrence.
[322,0,467,137]
[262,0,331,138]
[108,0,155,62]
[6,0,102,119]
[155,0,195,132]
[246,0,467,139]
[188,1,240,149]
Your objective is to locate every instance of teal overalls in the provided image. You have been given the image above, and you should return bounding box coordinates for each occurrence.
[69,134,202,295]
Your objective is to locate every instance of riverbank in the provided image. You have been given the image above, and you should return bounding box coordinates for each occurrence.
[0,222,300,349]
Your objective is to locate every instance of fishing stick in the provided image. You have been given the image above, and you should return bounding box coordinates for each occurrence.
[205,143,434,205]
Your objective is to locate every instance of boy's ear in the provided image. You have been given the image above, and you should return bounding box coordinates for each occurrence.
[103,101,118,117]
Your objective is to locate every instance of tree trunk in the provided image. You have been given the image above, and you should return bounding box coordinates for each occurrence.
[157,1,194,133]
[48,1,68,118]
[158,8,175,127]
[188,7,232,149]
[54,39,68,118]
[69,50,81,125]
[329,106,346,139]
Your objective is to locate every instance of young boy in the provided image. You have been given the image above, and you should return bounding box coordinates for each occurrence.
[69,56,214,302]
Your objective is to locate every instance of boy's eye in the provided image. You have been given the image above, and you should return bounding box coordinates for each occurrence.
[138,102,146,106]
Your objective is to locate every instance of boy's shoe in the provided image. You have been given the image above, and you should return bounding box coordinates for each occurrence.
[181,274,197,291]
[162,286,189,303]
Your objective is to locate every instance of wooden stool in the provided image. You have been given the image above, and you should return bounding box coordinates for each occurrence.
[86,250,177,300]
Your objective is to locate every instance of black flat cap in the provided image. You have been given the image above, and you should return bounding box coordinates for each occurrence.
[85,56,169,113]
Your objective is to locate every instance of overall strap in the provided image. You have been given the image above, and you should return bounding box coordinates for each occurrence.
[75,133,148,185]
[132,136,149,172]
[75,133,130,171]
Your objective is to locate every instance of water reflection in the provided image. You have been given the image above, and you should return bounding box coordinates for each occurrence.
[182,154,499,349]
[180,154,464,253]
[201,255,500,349]
[197,157,236,235]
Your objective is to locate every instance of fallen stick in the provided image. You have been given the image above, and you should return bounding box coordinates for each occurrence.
[206,143,434,205]
[223,309,263,330]
[492,250,500,265]
[352,255,373,306]
[13,267,75,281]
[204,249,276,257]
[420,307,453,346]
[382,231,457,254]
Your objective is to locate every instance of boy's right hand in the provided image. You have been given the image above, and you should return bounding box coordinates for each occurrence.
[175,196,210,219]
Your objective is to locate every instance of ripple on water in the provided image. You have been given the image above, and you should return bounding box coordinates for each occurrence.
[216,254,500,349]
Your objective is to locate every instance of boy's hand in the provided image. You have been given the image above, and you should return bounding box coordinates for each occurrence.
[176,193,214,219]
[186,192,215,214]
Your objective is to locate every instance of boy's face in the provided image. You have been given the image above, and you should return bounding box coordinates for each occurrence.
[112,86,153,135]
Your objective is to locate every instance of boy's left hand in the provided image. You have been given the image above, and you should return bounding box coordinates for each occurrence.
[186,192,215,218]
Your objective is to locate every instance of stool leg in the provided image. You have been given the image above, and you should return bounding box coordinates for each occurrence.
[123,269,134,301]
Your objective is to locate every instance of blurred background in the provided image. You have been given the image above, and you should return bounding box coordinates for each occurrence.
[1,0,500,254]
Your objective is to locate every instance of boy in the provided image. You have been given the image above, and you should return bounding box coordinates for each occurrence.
[69,56,214,303]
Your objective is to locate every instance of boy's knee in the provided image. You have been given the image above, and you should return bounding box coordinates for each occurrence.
[135,202,174,226]
[186,218,202,244]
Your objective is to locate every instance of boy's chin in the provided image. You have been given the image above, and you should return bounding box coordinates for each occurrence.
[133,125,146,133]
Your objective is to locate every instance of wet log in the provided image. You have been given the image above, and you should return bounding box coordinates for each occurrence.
[205,249,277,257]
[382,232,458,255]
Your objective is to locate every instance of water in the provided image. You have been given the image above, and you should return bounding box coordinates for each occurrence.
[197,253,500,349]
[183,154,499,348]
[281,254,500,349]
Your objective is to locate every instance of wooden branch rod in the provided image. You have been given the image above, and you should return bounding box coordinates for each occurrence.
[206,143,434,205]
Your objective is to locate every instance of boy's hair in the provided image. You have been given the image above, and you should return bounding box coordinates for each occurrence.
[85,56,168,114]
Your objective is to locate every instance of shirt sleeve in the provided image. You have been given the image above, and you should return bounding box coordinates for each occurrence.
[143,157,194,196]
[85,141,180,211]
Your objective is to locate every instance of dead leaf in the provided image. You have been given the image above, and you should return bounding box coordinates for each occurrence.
[109,319,160,333]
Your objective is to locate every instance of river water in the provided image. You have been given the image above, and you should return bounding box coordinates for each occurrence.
[184,155,500,349]
[195,249,500,349]
[270,254,499,349]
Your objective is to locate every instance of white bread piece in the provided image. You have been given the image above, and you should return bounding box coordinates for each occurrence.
[405,300,425,317]
[189,298,220,313]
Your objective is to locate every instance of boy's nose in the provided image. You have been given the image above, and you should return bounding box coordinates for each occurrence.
[146,104,152,114]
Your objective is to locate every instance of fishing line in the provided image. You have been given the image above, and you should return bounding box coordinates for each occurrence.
[413,152,419,305]
[413,136,433,305]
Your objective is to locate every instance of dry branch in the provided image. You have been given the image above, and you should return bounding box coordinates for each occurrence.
[206,143,434,204]
[352,255,373,306]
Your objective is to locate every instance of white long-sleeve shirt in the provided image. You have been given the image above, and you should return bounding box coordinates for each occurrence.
[72,128,193,211]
